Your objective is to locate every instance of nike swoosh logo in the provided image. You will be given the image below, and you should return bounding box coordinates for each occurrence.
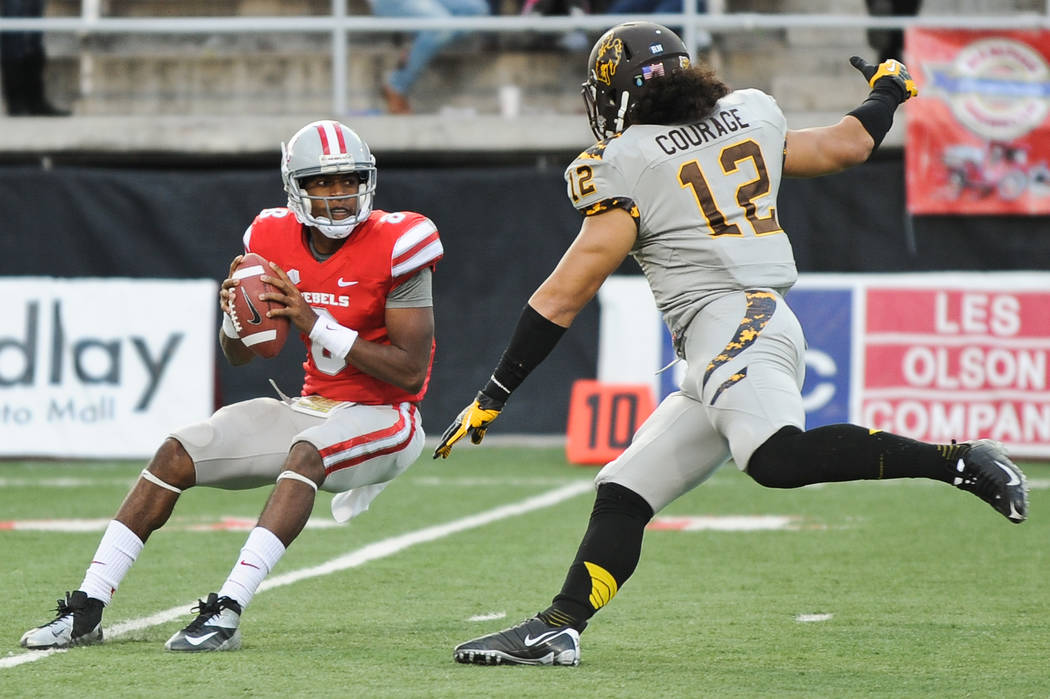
[239,559,260,569]
[185,631,219,646]
[240,288,262,325]
[523,629,571,647]
[995,460,1021,486]
[337,278,358,287]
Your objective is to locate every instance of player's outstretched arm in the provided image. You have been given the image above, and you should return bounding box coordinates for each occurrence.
[784,56,918,178]
[430,301,564,460]
[433,209,636,459]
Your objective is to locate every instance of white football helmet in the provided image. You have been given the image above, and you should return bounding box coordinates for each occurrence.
[281,120,377,239]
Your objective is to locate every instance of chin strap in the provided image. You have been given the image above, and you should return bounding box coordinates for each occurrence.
[613,91,631,135]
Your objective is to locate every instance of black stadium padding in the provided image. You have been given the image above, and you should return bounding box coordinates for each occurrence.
[1,157,1047,434]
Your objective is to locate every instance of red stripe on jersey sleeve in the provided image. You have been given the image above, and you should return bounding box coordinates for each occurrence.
[392,230,441,269]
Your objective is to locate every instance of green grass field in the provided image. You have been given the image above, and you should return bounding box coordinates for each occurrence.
[3,447,1048,698]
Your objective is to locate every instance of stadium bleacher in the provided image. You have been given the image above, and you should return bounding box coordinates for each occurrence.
[4,0,1042,157]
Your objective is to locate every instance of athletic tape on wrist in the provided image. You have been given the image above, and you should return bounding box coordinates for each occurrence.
[308,316,358,360]
[221,312,239,339]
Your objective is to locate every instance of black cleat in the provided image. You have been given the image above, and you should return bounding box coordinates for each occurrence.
[454,615,582,666]
[953,439,1028,523]
[20,590,104,649]
[165,593,242,652]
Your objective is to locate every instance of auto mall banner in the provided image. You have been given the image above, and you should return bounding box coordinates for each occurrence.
[597,273,1050,459]
[0,278,217,458]
[905,28,1050,215]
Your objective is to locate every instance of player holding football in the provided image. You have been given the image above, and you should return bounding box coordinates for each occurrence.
[435,22,1029,666]
[20,120,443,652]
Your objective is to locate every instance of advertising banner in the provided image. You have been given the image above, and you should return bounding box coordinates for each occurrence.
[905,28,1050,214]
[859,280,1050,452]
[0,278,217,458]
[597,273,1050,459]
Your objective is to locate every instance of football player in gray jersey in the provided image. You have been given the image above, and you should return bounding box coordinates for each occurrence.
[435,21,1029,667]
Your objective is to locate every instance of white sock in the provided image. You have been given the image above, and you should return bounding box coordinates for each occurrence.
[218,527,286,610]
[79,520,144,605]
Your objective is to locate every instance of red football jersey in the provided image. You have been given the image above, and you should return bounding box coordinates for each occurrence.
[242,207,442,404]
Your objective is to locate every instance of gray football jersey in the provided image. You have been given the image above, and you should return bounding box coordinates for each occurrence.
[564,88,798,342]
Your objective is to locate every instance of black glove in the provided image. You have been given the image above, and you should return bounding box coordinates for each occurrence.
[850,55,918,104]
[432,391,505,459]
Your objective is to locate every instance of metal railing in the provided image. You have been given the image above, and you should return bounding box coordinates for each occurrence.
[1,4,1048,115]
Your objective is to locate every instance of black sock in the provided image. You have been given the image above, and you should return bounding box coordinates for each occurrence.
[747,424,968,488]
[539,482,653,629]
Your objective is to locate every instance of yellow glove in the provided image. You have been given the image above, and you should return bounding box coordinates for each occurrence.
[432,392,504,459]
[849,55,918,102]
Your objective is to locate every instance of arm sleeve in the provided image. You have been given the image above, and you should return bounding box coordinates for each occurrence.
[386,267,433,309]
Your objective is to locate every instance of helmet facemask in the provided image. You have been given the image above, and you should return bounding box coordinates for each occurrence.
[281,120,377,240]
[582,76,632,141]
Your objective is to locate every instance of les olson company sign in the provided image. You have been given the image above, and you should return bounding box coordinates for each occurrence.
[598,273,1050,459]
[0,278,217,458]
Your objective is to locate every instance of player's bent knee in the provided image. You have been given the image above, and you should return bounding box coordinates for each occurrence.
[593,482,655,522]
[745,425,805,488]
[276,470,319,492]
[144,437,197,491]
[279,441,326,489]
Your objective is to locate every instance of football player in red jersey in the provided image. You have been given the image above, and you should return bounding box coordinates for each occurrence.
[20,120,443,653]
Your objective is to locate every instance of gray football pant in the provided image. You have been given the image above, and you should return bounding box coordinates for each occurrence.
[596,289,806,513]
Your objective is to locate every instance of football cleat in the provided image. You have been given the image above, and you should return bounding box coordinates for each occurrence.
[164,593,242,652]
[454,615,582,666]
[20,590,104,650]
[953,439,1028,524]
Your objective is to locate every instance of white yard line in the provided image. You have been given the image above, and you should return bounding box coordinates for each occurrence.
[2,480,593,670]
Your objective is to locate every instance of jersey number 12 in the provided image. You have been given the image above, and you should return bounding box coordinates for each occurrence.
[678,138,782,238]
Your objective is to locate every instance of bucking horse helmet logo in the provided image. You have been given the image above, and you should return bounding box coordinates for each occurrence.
[594,37,624,86]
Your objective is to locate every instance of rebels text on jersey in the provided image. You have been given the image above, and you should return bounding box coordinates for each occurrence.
[242,207,443,404]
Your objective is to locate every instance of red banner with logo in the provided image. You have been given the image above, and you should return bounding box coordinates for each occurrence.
[905,28,1050,215]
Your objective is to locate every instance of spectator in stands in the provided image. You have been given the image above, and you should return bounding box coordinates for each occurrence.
[520,0,607,52]
[521,0,593,15]
[1,0,69,116]
[601,1,712,50]
[369,0,490,114]
[603,0,703,11]
[865,0,922,64]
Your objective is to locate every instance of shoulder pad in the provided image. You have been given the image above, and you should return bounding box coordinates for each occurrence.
[575,134,620,163]
[391,214,443,278]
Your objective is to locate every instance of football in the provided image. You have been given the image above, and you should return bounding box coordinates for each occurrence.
[228,252,290,358]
